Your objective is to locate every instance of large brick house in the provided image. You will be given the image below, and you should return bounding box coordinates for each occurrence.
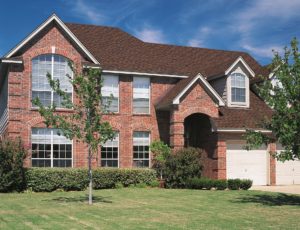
[1,14,299,185]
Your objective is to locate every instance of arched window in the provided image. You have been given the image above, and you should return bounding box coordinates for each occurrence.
[231,73,246,103]
[32,54,73,107]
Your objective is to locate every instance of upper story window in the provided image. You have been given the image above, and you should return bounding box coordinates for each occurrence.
[133,77,150,114]
[102,75,119,112]
[231,73,246,103]
[32,54,73,108]
[228,71,249,107]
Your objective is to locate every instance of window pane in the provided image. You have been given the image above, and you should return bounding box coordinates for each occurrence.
[31,128,72,168]
[31,54,73,108]
[133,77,150,114]
[231,73,246,103]
[101,133,119,167]
[133,132,150,168]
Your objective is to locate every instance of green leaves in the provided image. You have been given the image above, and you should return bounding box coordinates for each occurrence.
[246,38,300,160]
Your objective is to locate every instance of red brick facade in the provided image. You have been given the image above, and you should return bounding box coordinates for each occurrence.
[1,21,278,184]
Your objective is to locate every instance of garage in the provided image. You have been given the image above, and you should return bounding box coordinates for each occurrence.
[276,145,300,185]
[226,141,269,185]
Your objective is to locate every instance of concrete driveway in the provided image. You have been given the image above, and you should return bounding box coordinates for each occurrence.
[251,185,300,195]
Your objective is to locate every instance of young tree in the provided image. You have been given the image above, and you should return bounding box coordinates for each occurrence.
[245,38,300,161]
[33,66,115,205]
[150,140,171,180]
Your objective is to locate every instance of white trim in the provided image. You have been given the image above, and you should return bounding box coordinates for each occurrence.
[5,14,99,65]
[1,59,23,64]
[102,70,189,79]
[225,56,255,77]
[172,73,225,106]
[216,128,272,133]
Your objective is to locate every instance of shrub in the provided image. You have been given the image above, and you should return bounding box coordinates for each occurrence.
[115,182,124,189]
[25,168,156,192]
[165,148,203,188]
[150,140,171,180]
[149,180,160,188]
[135,183,147,188]
[227,179,242,190]
[25,168,88,192]
[0,138,27,192]
[186,178,226,190]
[240,179,253,190]
[214,179,228,190]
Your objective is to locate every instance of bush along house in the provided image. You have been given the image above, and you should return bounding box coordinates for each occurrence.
[1,14,299,186]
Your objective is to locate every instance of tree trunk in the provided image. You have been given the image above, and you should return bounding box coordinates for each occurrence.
[88,146,93,205]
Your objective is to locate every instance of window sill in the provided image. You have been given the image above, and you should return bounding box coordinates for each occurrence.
[31,107,74,112]
[132,113,151,117]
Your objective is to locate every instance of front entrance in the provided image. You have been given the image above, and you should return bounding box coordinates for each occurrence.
[184,113,213,148]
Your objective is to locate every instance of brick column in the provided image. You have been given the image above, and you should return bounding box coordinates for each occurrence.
[169,121,184,149]
[169,106,184,150]
[215,140,227,179]
[268,142,276,185]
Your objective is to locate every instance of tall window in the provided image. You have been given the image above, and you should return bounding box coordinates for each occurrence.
[133,132,150,168]
[32,54,73,107]
[133,77,150,114]
[101,133,119,167]
[31,128,72,167]
[231,73,246,103]
[102,75,119,112]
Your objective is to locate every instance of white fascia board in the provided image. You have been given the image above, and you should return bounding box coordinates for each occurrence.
[5,14,99,65]
[1,59,23,64]
[102,70,189,79]
[217,128,272,133]
[225,56,255,77]
[172,73,226,106]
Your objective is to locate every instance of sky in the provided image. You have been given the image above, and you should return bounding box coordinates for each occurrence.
[1,0,300,65]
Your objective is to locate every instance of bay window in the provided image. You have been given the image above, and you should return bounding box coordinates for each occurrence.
[32,54,73,108]
[31,128,72,167]
[133,131,150,168]
[133,77,150,114]
[102,75,119,112]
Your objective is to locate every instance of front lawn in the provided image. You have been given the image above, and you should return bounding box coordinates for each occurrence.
[0,188,299,229]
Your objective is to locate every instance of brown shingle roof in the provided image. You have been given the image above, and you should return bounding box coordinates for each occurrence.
[65,23,268,78]
[213,91,273,129]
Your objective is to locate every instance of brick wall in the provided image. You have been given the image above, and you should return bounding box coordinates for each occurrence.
[6,23,176,168]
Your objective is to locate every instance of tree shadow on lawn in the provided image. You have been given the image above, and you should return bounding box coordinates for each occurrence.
[233,193,300,206]
[46,195,113,204]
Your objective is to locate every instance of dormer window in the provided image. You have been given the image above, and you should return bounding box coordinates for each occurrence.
[227,70,249,107]
[231,73,246,103]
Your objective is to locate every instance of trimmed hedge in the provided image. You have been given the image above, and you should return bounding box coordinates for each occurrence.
[186,178,252,190]
[25,168,156,192]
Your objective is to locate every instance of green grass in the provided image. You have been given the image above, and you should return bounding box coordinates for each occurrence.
[0,188,300,229]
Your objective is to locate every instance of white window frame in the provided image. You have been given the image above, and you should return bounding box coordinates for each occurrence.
[101,74,119,113]
[31,128,73,168]
[133,131,151,168]
[133,76,151,114]
[101,132,119,168]
[227,68,249,108]
[31,54,73,109]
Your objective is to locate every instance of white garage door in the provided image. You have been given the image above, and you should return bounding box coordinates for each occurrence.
[276,145,300,185]
[227,141,268,185]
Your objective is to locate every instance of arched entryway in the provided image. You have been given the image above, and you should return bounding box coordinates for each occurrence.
[184,113,215,148]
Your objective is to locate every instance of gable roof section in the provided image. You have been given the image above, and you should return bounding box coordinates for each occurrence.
[225,56,255,77]
[4,14,99,64]
[156,73,225,109]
